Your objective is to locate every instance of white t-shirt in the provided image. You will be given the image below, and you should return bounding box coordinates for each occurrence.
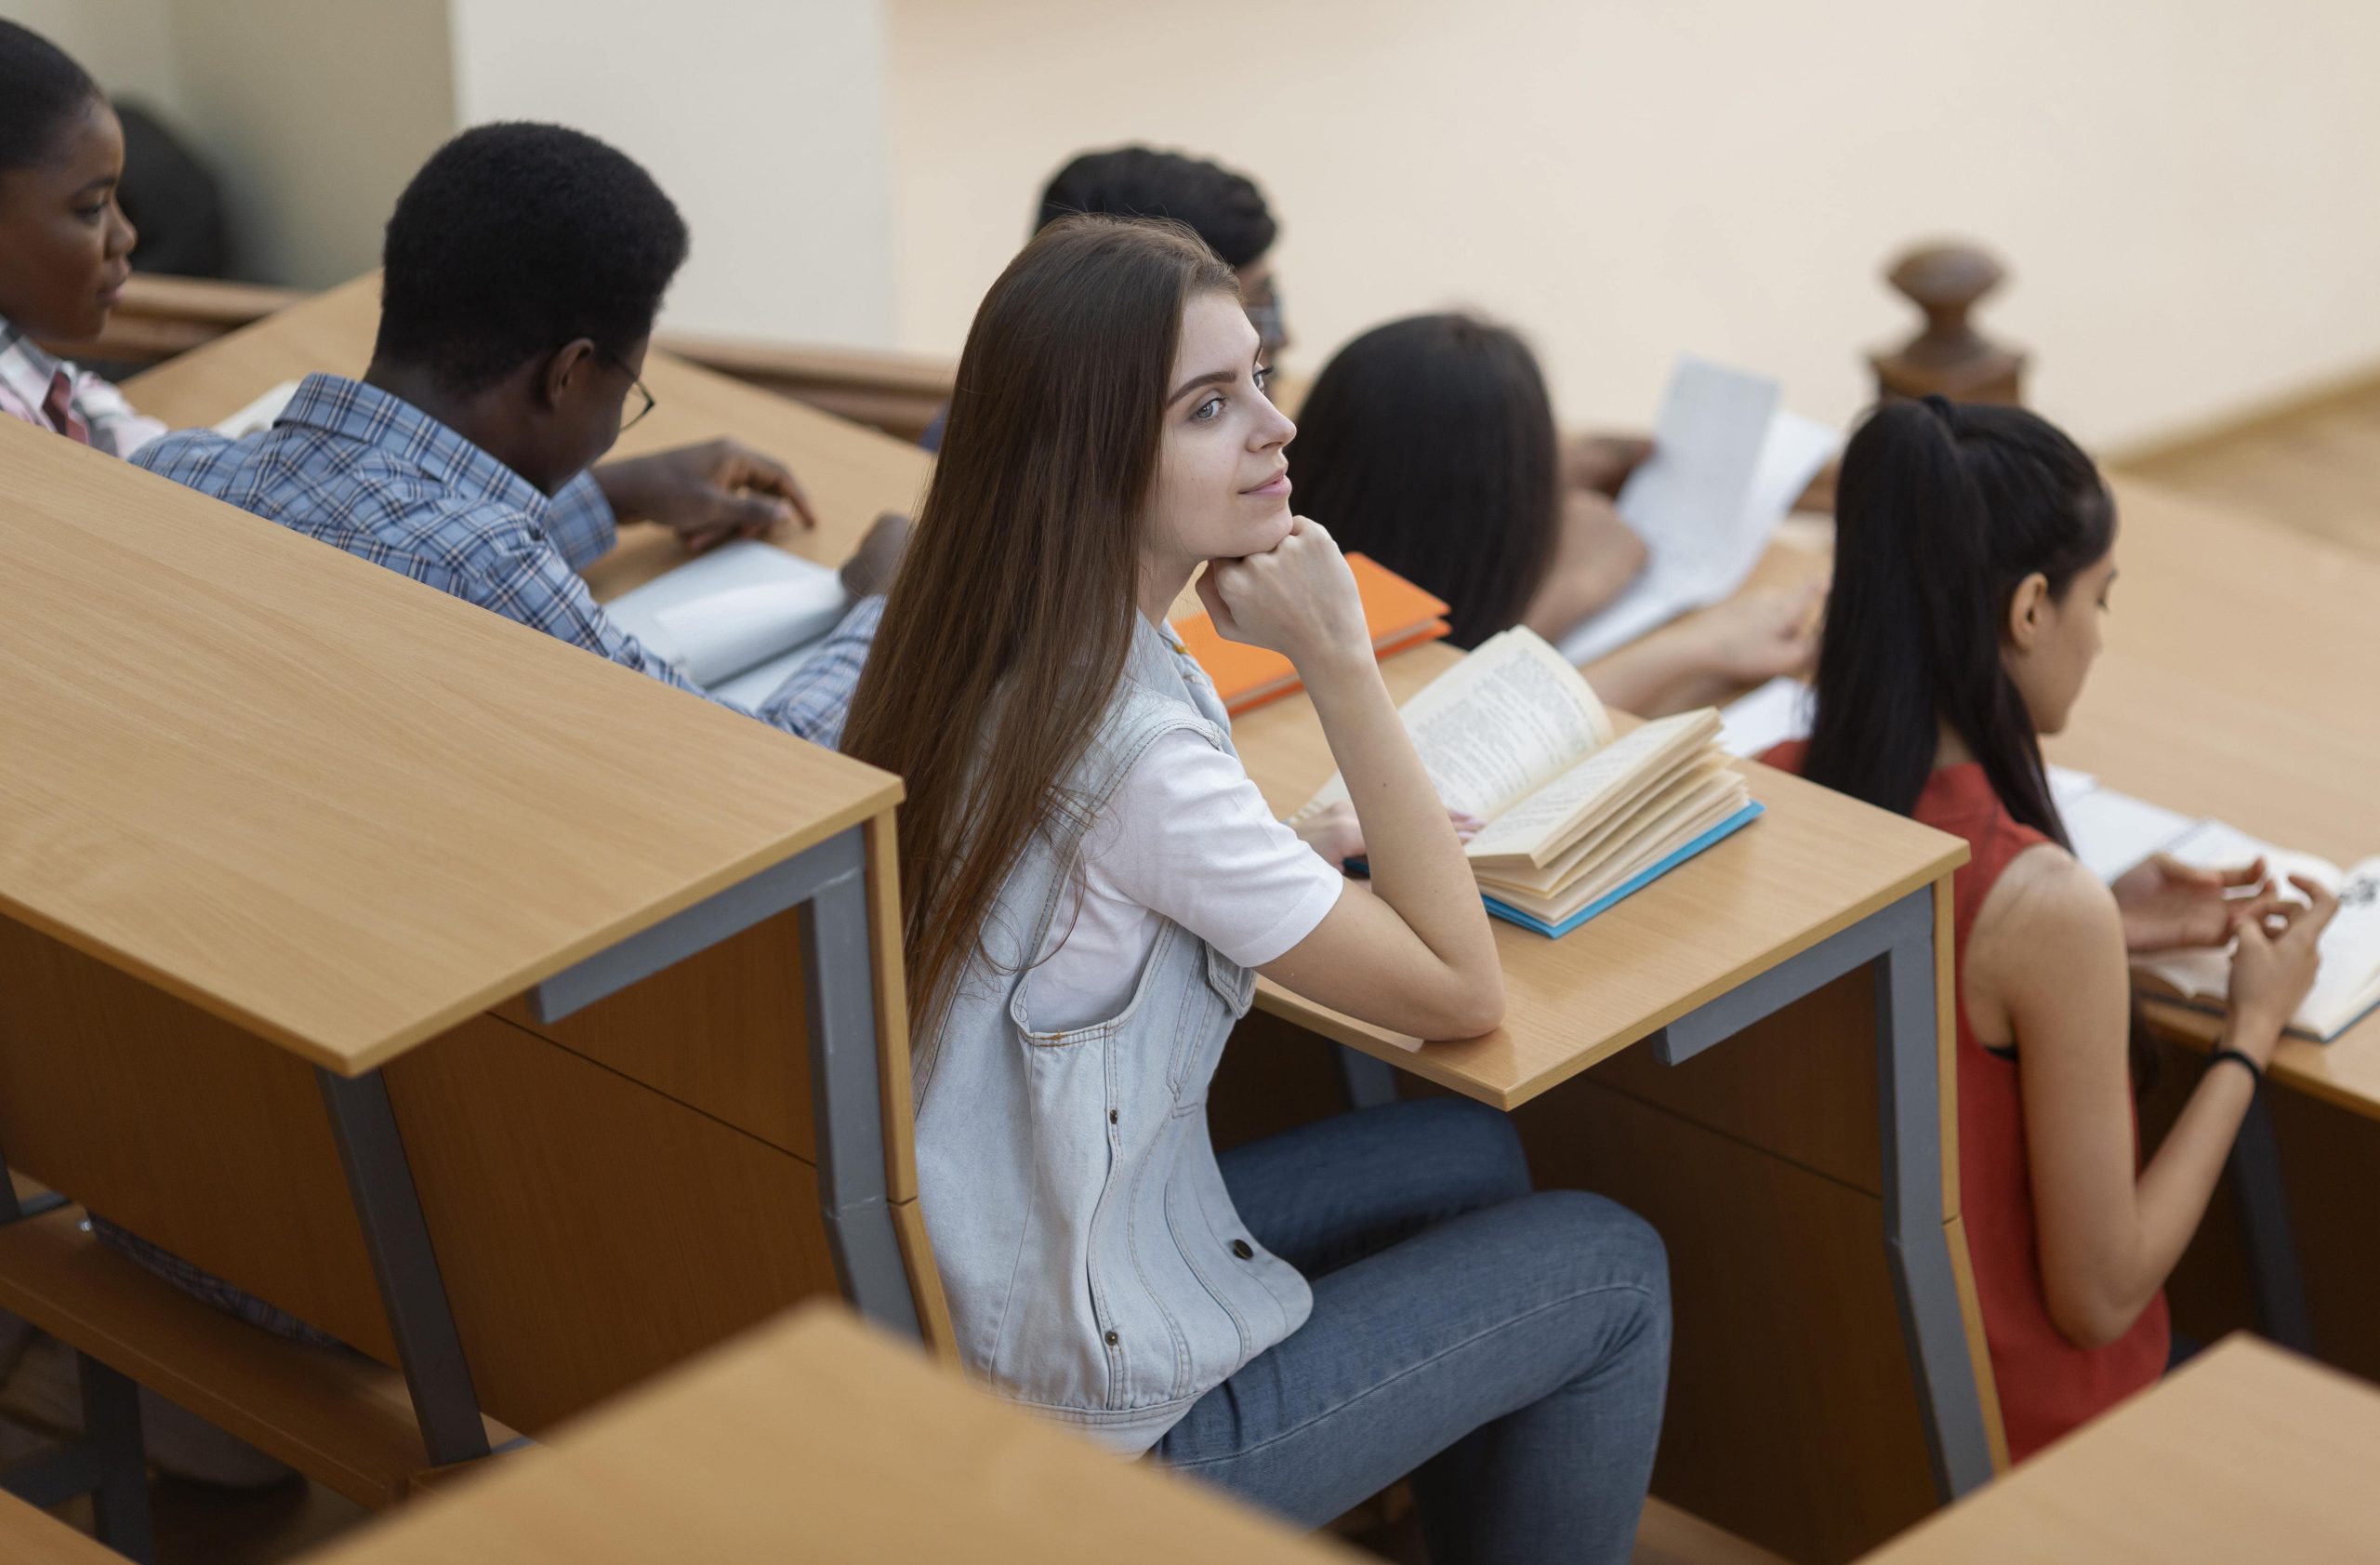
[1024,726,1347,1033]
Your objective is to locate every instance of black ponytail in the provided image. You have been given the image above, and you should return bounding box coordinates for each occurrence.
[1804,396,2114,844]
[0,20,99,174]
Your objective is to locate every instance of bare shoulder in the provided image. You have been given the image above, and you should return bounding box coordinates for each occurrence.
[1965,843,2127,1043]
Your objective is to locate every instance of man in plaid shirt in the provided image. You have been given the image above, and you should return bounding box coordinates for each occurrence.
[138,122,896,753]
[113,123,905,1349]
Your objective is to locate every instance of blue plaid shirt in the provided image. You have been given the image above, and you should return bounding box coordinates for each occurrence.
[135,373,879,748]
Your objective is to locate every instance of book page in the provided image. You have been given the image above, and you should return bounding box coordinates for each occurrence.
[1559,363,1832,666]
[1464,710,1719,865]
[603,540,849,685]
[2062,787,2201,882]
[1300,629,1614,821]
[2132,827,2377,1037]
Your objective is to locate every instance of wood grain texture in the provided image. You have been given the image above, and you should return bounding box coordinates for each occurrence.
[0,418,898,1076]
[1514,1080,1937,1565]
[492,907,815,1159]
[307,1303,1359,1565]
[0,1205,495,1510]
[1233,649,1966,1107]
[382,1015,842,1434]
[0,1492,118,1565]
[1857,1335,2380,1563]
[2036,481,2380,1113]
[0,919,396,1360]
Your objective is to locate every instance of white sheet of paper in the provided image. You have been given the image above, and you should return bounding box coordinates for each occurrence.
[2061,787,2200,882]
[1716,676,1813,759]
[211,379,303,440]
[1560,361,1835,667]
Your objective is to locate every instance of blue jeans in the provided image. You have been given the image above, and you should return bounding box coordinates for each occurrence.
[1154,1097,1670,1565]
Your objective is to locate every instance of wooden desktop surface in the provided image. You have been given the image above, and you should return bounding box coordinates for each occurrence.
[125,272,1966,1110]
[1233,655,1965,1107]
[0,418,898,1075]
[2043,480,2380,1113]
[1857,1333,2380,1563]
[311,1301,1355,1565]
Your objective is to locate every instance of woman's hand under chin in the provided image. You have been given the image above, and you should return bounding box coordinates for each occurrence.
[1197,516,1368,670]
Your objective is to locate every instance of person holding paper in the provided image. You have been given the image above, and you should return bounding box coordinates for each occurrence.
[1767,396,2334,1460]
[135,123,899,749]
[1289,312,1819,714]
[843,217,1668,1563]
[0,20,167,457]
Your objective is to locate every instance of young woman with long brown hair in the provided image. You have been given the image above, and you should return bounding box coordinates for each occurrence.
[843,217,1669,1561]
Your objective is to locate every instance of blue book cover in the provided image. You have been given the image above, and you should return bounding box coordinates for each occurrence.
[1483,802,1765,938]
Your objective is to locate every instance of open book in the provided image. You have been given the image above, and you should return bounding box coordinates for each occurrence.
[602,540,852,708]
[1297,628,1762,936]
[2061,788,2380,1042]
[1173,553,1449,715]
[1558,356,1838,667]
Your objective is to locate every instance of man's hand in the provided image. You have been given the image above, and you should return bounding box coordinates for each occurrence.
[2112,854,2292,954]
[594,439,819,552]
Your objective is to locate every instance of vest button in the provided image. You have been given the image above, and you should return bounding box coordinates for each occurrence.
[1108,1109,1118,1124]
[1104,1330,1119,1346]
[1231,1239,1254,1260]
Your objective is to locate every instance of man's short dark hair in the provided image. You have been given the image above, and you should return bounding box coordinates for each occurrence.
[1036,146,1276,271]
[376,122,689,394]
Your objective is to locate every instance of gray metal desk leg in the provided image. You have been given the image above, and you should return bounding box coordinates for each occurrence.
[317,1068,489,1467]
[1874,902,1996,1500]
[801,828,922,1338]
[2228,1090,2314,1351]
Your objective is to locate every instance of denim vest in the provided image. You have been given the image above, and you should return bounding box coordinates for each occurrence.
[912,618,1315,1454]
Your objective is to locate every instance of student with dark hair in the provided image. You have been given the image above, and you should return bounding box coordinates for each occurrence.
[138,122,901,748]
[845,215,1667,1562]
[1766,396,2334,1459]
[0,19,165,455]
[1038,145,1287,353]
[1290,312,1818,715]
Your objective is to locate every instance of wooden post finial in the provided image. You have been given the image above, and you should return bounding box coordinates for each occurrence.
[1869,240,2027,405]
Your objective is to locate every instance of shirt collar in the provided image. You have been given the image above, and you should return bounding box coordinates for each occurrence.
[0,317,70,409]
[276,372,558,520]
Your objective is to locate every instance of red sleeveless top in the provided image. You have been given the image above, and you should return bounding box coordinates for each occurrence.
[1765,742,2168,1462]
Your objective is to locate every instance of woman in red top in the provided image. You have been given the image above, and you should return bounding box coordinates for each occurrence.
[1766,396,2336,1460]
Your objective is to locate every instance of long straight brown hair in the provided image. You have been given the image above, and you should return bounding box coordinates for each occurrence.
[842,216,1238,1034]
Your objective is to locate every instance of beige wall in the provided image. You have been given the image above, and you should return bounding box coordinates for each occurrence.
[4,0,184,117]
[448,0,898,349]
[3,0,454,286]
[883,0,2380,451]
[161,0,456,285]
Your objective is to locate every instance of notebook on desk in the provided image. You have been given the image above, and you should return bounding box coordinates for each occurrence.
[1172,553,1448,714]
[1298,628,1760,937]
[2064,789,2380,1042]
[602,539,852,708]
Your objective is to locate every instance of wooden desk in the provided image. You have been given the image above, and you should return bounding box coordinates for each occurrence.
[120,281,1992,1560]
[1858,1334,2380,1562]
[310,1301,1355,1565]
[0,417,934,1498]
[2043,480,2380,1108]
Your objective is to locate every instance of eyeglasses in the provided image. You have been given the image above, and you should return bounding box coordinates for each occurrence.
[602,351,657,431]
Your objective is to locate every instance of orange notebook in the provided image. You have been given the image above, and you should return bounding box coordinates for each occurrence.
[1172,553,1451,715]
